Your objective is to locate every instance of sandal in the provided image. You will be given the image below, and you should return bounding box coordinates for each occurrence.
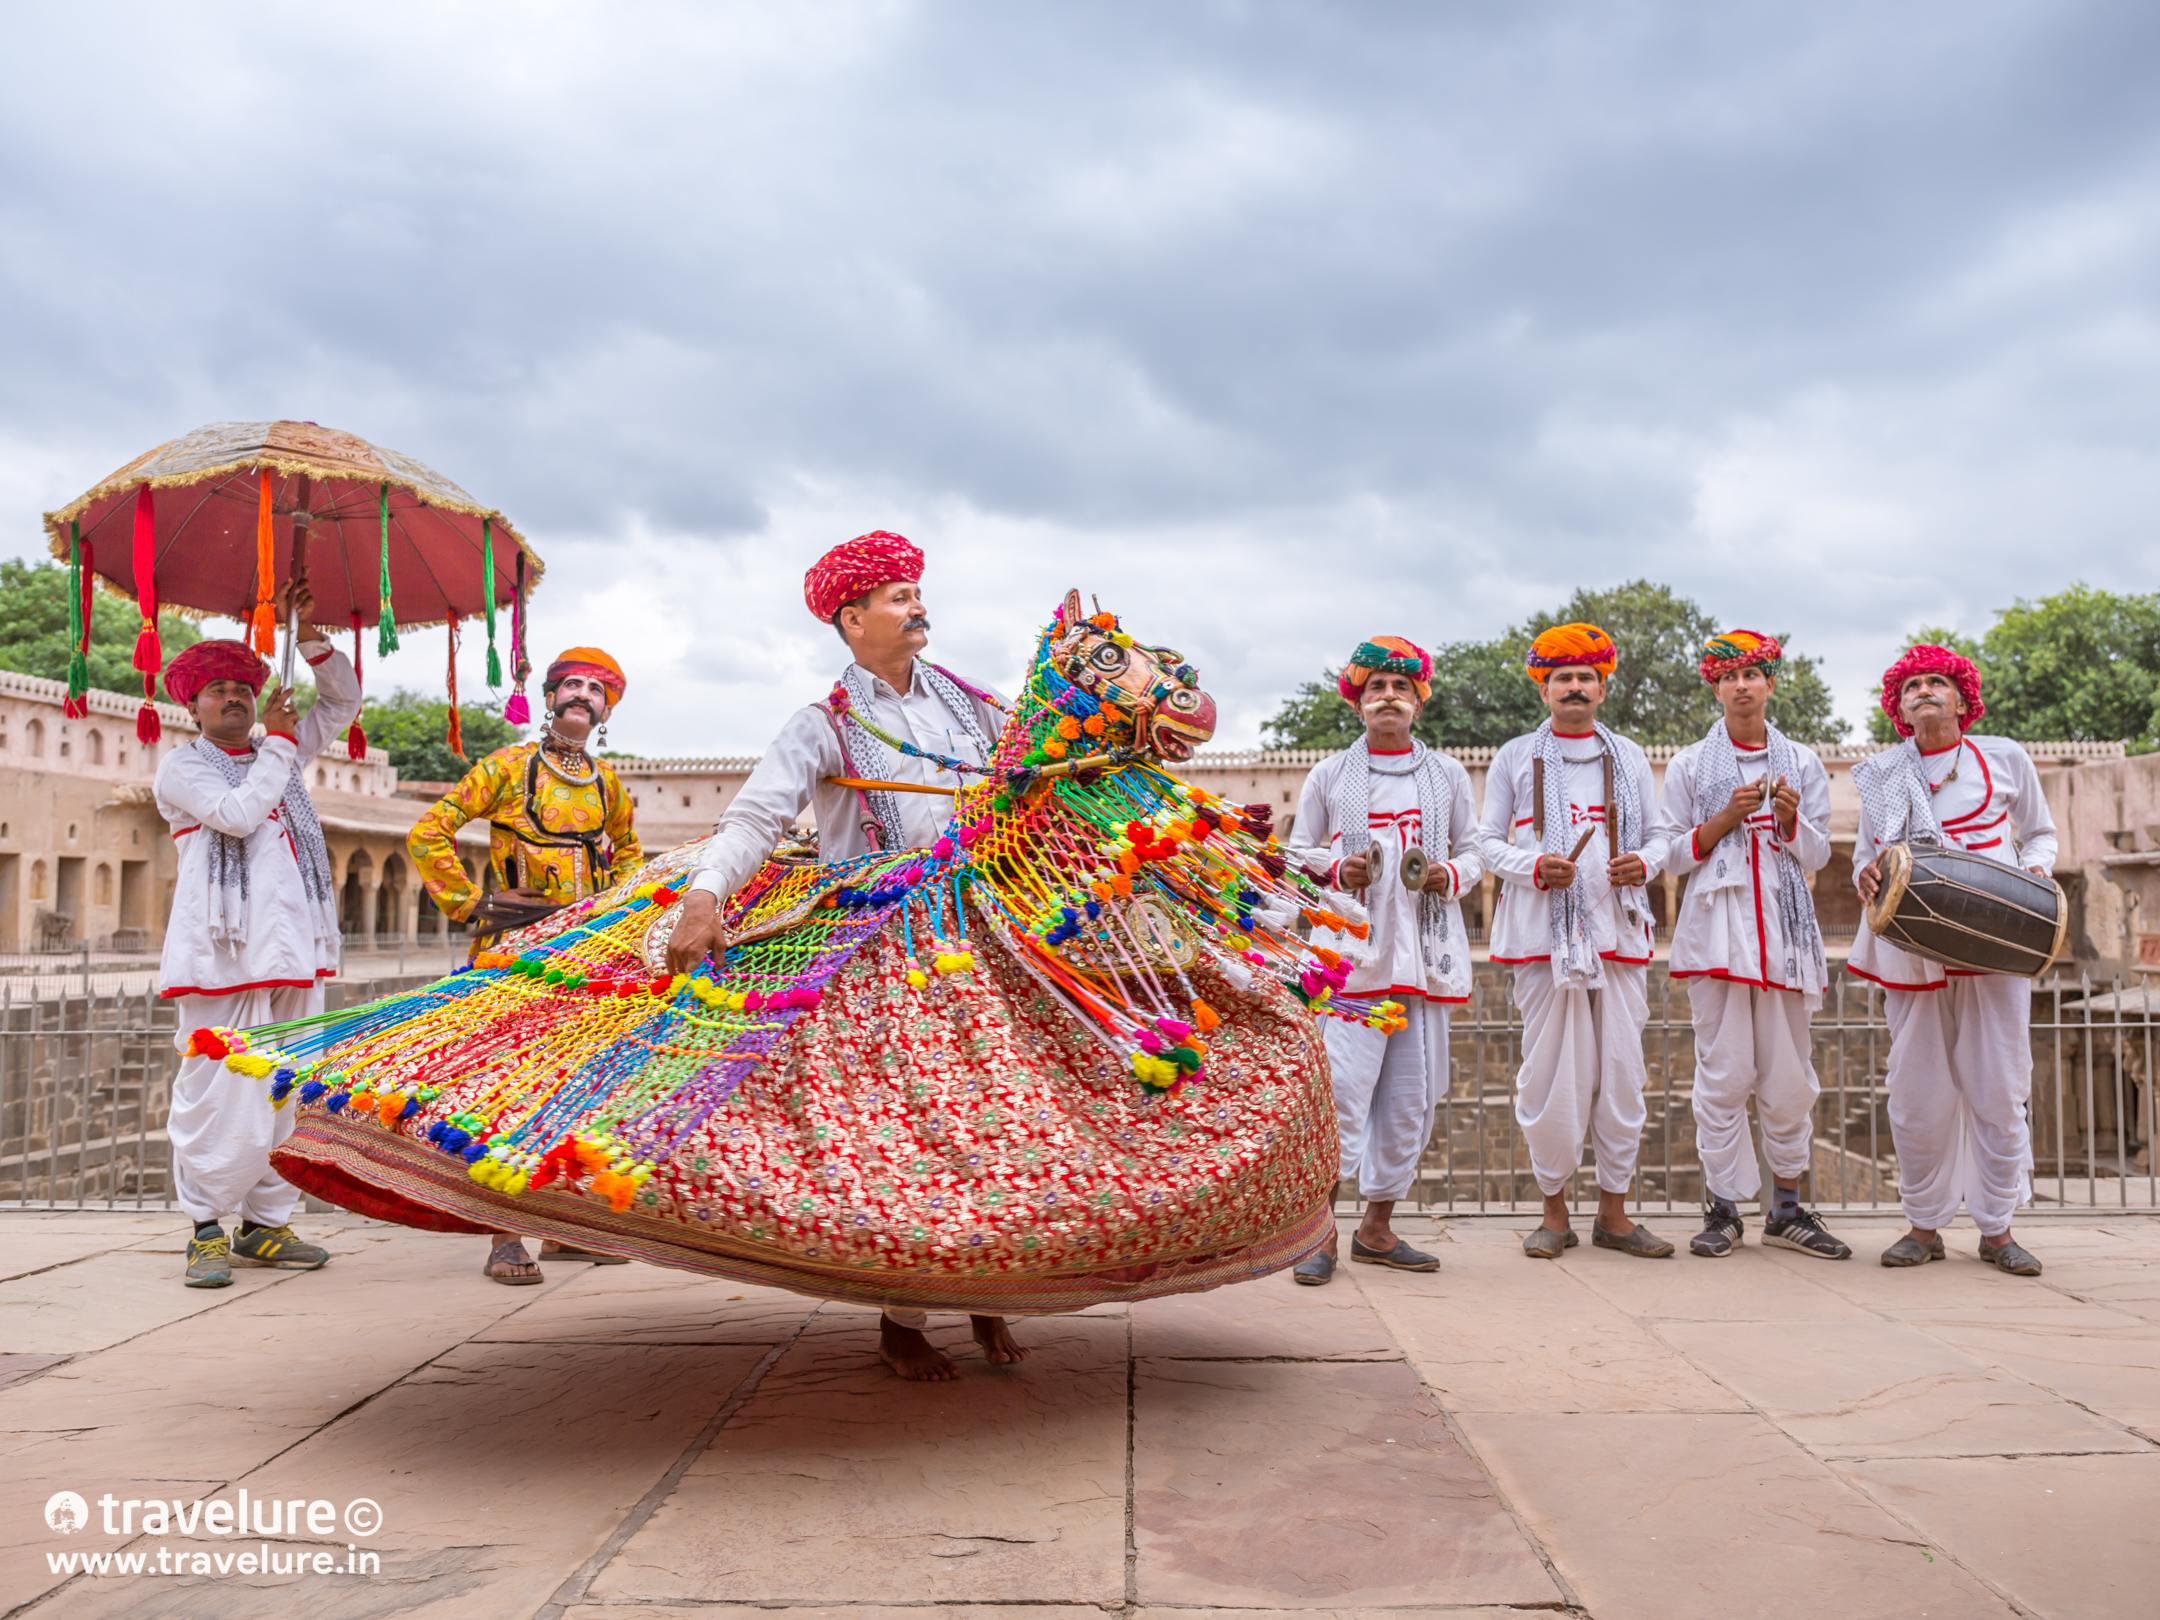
[540,1243,628,1265]
[484,1239,544,1285]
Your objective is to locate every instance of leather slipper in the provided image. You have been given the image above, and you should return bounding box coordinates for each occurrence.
[1592,1222,1675,1258]
[1349,1236,1440,1272]
[1292,1250,1337,1286]
[1522,1226,1577,1259]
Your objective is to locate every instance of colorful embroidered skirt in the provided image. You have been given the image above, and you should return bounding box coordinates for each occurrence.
[271,901,1337,1313]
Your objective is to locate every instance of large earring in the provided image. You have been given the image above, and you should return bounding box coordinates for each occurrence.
[596,722,608,748]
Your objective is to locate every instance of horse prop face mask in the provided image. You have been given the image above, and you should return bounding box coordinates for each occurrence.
[1048,588,1218,763]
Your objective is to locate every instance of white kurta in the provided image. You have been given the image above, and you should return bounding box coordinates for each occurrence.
[1849,734,2058,992]
[1656,736,1832,1000]
[1850,732,2057,1233]
[689,659,1005,905]
[1479,730,1667,1199]
[1292,746,1484,1203]
[154,641,359,998]
[155,640,357,1226]
[1477,732,1668,967]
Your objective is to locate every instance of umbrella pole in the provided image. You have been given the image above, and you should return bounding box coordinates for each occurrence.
[280,476,312,689]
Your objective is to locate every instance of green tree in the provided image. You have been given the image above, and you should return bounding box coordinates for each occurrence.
[360,690,523,783]
[1264,580,1849,752]
[1869,589,2160,751]
[0,557,201,694]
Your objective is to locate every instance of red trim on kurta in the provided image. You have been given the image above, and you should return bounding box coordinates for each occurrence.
[161,969,335,1000]
[304,648,333,667]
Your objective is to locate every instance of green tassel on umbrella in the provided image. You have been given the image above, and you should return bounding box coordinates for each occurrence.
[483,519,503,688]
[375,482,400,659]
[63,520,89,718]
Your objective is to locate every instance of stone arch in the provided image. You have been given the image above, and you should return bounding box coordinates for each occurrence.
[86,729,104,766]
[94,863,112,906]
[25,719,43,758]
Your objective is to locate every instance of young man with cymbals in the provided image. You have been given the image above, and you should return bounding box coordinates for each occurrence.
[1479,624,1674,1259]
[1852,645,2057,1276]
[1287,638,1483,1284]
[1654,630,1849,1260]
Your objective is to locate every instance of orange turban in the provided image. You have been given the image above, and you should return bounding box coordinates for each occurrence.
[1525,622,1617,683]
[544,647,625,704]
[1338,636,1433,704]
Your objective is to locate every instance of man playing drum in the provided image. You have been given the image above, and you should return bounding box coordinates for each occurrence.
[1654,631,1849,1260]
[1479,624,1675,1260]
[1287,637,1484,1284]
[1852,644,2058,1276]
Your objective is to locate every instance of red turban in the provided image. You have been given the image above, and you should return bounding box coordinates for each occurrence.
[1699,629,1783,685]
[163,639,267,707]
[544,647,626,704]
[1880,643,1984,738]
[804,530,924,621]
[1525,622,1617,682]
[1338,636,1433,704]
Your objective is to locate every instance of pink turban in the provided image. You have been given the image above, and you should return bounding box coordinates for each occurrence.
[1880,644,1984,738]
[163,639,267,707]
[804,531,924,622]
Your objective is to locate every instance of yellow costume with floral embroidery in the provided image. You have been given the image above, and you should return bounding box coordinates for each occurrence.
[408,742,641,921]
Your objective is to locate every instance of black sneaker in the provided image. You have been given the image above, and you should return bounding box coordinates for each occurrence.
[1763,1205,1852,1260]
[1690,1197,1745,1258]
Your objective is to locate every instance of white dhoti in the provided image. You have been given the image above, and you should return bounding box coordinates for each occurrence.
[1883,975,2033,1235]
[1686,978,1819,1203]
[1511,959,1649,1196]
[169,986,320,1226]
[1322,998,1449,1202]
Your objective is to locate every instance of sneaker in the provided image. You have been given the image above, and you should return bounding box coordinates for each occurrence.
[1763,1205,1852,1260]
[184,1230,232,1288]
[232,1224,330,1270]
[1690,1197,1745,1258]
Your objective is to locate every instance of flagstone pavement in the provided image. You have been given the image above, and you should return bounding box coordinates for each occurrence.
[0,1209,2153,1619]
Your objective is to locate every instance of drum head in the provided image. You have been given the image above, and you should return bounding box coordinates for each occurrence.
[1863,842,1914,936]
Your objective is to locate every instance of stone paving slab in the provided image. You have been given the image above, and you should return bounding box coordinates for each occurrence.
[0,1212,2152,1619]
[1132,1357,1558,1608]
[1364,1237,1745,1413]
[1837,1452,2160,1620]
[1655,1318,2146,1459]
[1456,1411,2017,1620]
[1130,1265,1401,1361]
[590,1310,1129,1606]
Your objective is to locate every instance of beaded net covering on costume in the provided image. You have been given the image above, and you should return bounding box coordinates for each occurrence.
[210,590,1396,1310]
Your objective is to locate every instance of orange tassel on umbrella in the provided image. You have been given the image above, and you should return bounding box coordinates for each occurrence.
[250,469,277,655]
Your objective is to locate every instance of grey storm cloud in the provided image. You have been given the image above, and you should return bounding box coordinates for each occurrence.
[3,1,2158,753]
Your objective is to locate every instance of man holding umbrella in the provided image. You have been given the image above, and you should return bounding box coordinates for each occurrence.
[157,586,356,1287]
[407,646,642,1283]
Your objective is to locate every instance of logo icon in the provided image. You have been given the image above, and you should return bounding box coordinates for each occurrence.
[344,1499,382,1537]
[44,1492,89,1535]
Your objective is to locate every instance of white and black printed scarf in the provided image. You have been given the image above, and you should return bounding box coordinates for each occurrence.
[837,660,997,851]
[1329,739,1457,980]
[1532,719,1649,986]
[1693,718,1824,984]
[190,735,337,950]
[1851,738,1949,855]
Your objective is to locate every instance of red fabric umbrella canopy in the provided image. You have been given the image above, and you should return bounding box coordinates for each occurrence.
[42,420,544,746]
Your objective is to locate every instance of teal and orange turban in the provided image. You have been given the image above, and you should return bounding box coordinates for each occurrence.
[1338,636,1433,705]
[1699,628,1782,685]
[1525,623,1617,683]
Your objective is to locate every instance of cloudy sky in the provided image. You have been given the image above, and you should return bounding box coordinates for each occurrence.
[3,2,2156,754]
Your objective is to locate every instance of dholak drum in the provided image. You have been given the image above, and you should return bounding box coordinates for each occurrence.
[1865,841,2068,977]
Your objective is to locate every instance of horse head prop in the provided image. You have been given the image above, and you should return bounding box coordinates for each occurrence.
[1038,588,1218,764]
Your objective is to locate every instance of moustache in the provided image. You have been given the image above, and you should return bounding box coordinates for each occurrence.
[902,616,931,634]
[556,698,597,719]
[1558,692,1592,702]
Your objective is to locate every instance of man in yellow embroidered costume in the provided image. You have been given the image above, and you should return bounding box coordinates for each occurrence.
[408,646,642,1281]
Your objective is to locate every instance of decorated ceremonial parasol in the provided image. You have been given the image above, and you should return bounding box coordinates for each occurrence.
[42,420,544,755]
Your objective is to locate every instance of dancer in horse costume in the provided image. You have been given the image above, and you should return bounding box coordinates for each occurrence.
[218,558,1382,1377]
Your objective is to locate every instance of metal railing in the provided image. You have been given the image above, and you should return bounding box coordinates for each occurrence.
[1,961,2150,1214]
[1415,965,2157,1214]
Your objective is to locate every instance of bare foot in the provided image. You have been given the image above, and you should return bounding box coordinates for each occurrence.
[971,1314,1030,1366]
[878,1317,959,1381]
